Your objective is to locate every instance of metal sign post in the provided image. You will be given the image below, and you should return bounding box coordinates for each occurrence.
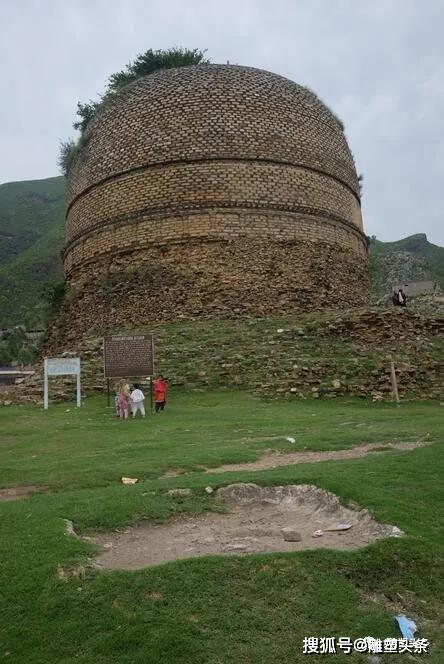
[43,357,81,410]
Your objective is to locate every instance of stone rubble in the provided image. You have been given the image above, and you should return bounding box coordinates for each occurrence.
[3,307,443,405]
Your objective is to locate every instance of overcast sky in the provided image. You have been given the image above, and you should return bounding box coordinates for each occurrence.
[1,0,443,244]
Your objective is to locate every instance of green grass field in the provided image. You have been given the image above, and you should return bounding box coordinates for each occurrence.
[1,391,443,662]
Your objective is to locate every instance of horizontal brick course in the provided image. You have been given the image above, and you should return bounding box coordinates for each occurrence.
[66,161,363,249]
[65,209,366,280]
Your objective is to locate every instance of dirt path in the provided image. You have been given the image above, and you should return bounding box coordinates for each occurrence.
[205,440,429,474]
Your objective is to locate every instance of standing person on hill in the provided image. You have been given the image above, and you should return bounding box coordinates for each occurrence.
[130,383,146,418]
[398,288,407,307]
[117,379,131,420]
[153,375,169,413]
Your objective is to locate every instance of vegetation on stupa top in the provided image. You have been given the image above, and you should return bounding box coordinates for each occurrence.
[58,47,210,176]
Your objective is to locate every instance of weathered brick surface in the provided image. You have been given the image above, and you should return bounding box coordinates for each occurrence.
[62,64,368,332]
[67,65,360,204]
[64,209,366,278]
[65,162,362,248]
[55,237,369,350]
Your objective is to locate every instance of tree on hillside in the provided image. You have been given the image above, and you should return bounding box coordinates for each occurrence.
[60,47,210,174]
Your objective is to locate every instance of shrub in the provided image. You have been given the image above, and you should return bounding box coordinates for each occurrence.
[59,47,210,177]
[58,139,77,177]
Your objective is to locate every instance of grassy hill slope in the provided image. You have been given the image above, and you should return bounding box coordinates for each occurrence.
[0,176,65,327]
[369,234,444,298]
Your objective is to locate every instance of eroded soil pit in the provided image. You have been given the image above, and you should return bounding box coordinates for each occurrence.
[87,484,402,570]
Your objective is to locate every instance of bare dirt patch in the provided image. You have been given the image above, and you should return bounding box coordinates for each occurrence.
[163,468,186,478]
[206,441,429,474]
[0,485,41,502]
[86,483,403,570]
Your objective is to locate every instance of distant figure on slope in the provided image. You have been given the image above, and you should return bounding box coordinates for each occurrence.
[397,288,407,307]
[153,375,169,413]
[392,291,399,306]
[130,383,146,418]
[118,379,131,420]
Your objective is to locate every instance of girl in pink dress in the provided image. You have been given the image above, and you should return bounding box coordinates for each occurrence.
[118,379,131,419]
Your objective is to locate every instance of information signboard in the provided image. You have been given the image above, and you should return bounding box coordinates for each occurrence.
[44,357,81,410]
[104,334,154,379]
[46,357,80,376]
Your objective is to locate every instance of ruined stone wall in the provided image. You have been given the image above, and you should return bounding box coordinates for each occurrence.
[64,65,368,311]
[52,237,368,352]
[8,309,443,406]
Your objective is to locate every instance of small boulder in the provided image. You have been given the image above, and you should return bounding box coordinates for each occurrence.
[121,477,138,485]
[281,527,302,542]
[325,522,352,532]
[167,488,192,497]
[224,543,248,552]
[64,519,79,539]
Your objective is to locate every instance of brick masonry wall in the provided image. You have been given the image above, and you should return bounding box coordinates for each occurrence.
[64,209,366,279]
[50,237,369,351]
[64,161,363,253]
[66,65,360,205]
[62,64,369,330]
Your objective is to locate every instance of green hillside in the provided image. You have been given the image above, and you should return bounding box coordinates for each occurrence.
[369,233,444,298]
[0,176,65,328]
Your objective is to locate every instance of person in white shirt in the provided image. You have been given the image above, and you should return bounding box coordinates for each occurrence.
[130,384,146,418]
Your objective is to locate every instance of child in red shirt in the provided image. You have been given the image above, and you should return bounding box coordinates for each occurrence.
[153,375,168,413]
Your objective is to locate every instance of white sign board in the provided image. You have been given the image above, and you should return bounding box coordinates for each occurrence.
[44,357,81,409]
[46,357,80,376]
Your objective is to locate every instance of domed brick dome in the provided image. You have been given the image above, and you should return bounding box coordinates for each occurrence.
[62,64,368,328]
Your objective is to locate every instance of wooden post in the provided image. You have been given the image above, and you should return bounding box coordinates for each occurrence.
[43,359,49,410]
[76,371,81,408]
[389,355,400,406]
[107,378,111,408]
